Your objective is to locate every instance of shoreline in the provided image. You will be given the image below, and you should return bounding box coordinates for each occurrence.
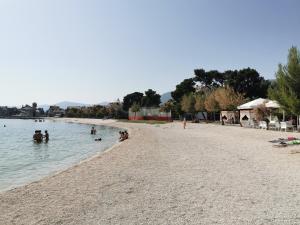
[2,120,300,224]
[0,118,128,193]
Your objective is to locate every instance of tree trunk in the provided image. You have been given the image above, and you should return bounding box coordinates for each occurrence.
[201,111,206,120]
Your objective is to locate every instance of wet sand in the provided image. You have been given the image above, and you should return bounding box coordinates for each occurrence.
[1,119,300,225]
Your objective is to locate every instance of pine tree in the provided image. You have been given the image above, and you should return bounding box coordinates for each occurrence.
[269,47,300,119]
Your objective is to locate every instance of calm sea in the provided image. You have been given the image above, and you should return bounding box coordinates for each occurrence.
[0,119,120,192]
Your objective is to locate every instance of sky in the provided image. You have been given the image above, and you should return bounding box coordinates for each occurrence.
[0,0,300,106]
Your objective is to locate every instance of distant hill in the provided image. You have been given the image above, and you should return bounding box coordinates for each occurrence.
[55,101,90,109]
[39,95,171,111]
[39,101,110,111]
[98,101,110,106]
[39,101,90,111]
[160,92,172,104]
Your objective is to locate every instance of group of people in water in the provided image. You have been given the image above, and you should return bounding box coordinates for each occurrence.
[91,126,129,142]
[34,126,128,144]
[35,119,45,122]
[90,127,102,141]
[33,130,49,143]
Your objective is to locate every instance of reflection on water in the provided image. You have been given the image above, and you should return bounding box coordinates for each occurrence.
[0,119,119,191]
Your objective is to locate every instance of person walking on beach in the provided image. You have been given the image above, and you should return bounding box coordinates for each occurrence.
[183,117,187,129]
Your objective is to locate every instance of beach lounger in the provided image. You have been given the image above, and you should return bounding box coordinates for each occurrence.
[280,122,294,132]
[259,121,267,129]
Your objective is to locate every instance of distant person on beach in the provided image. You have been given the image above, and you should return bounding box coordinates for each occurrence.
[95,138,102,141]
[44,130,49,142]
[183,118,187,129]
[221,117,225,125]
[33,130,43,143]
[3,125,6,127]
[91,127,96,135]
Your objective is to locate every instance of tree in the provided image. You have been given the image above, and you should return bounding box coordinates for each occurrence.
[224,68,270,99]
[204,91,220,120]
[160,100,175,112]
[171,78,195,102]
[194,93,207,120]
[253,104,271,122]
[194,69,224,89]
[194,93,206,112]
[181,94,195,115]
[142,89,161,107]
[131,102,141,119]
[123,92,144,111]
[107,102,124,119]
[194,67,270,98]
[32,102,37,117]
[214,86,245,111]
[269,46,300,119]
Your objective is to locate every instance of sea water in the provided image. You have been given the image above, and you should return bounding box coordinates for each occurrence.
[0,119,120,192]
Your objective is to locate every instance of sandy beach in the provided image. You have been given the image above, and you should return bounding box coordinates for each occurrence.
[1,119,300,225]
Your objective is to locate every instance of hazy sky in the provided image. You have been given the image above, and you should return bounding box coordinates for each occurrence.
[0,0,300,106]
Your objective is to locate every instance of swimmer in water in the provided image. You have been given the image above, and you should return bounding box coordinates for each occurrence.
[91,127,97,135]
[44,130,49,142]
[33,130,43,143]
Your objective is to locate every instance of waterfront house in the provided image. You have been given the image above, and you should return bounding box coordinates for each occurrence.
[47,106,65,117]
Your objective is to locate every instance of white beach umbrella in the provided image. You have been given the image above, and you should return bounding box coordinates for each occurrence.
[237,98,267,110]
[265,100,280,109]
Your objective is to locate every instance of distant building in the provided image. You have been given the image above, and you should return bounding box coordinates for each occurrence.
[47,106,65,117]
[18,105,34,117]
[37,108,45,116]
[0,106,21,117]
[129,107,172,121]
[0,104,43,118]
[0,107,10,117]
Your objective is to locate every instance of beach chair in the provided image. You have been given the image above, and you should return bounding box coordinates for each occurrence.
[259,121,267,129]
[275,121,281,131]
[280,122,294,132]
[268,121,275,130]
[268,121,280,131]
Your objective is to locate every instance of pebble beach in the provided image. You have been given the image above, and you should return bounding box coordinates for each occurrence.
[1,119,300,225]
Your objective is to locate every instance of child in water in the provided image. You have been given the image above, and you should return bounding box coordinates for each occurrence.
[44,130,49,142]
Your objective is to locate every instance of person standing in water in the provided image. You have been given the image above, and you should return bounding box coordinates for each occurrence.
[183,117,187,129]
[33,130,43,143]
[91,127,96,135]
[44,130,49,142]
